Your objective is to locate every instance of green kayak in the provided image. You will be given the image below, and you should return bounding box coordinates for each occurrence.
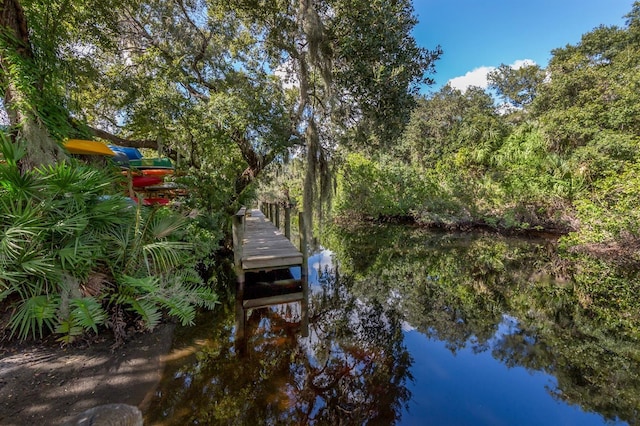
[129,157,174,169]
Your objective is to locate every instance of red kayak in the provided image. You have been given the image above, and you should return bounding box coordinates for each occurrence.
[142,198,170,206]
[131,176,162,188]
[141,169,174,177]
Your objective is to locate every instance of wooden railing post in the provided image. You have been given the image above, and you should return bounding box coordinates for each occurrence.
[284,204,291,240]
[275,203,280,229]
[233,207,247,342]
[299,212,309,337]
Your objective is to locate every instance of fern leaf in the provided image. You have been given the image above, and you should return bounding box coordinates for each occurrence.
[69,297,107,334]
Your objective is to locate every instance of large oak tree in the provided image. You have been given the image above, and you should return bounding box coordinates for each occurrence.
[2,0,440,208]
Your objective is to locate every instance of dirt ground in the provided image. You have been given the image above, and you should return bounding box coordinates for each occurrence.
[0,324,175,425]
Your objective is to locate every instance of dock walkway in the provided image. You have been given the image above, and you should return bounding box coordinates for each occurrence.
[232,207,308,341]
[240,209,303,271]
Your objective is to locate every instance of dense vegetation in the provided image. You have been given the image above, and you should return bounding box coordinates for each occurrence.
[0,0,435,340]
[0,136,219,342]
[264,3,640,260]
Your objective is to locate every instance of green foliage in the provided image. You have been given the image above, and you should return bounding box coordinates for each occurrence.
[56,297,107,343]
[569,161,640,244]
[333,153,430,218]
[0,137,219,341]
[329,3,640,246]
[487,62,545,108]
[9,295,59,340]
[534,23,640,152]
[329,0,441,149]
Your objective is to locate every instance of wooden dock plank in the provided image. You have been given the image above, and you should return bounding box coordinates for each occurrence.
[242,292,304,309]
[241,209,302,271]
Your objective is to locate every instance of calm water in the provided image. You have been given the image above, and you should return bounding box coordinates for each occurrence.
[145,226,640,425]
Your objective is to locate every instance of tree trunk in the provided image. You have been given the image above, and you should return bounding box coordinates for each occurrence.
[1,0,65,171]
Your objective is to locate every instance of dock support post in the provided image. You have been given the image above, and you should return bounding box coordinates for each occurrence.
[232,208,246,344]
[299,212,309,337]
[275,203,280,230]
[284,205,291,240]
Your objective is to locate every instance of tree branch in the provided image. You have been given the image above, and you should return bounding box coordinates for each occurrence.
[87,126,159,150]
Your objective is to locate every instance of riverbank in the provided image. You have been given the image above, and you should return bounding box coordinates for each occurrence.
[0,324,174,425]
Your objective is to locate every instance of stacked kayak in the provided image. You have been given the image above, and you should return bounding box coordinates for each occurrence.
[129,157,173,169]
[64,139,184,207]
[131,176,162,188]
[108,146,143,160]
[64,139,115,156]
[116,154,180,206]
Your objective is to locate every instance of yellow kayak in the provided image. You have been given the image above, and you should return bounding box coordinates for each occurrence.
[64,139,115,156]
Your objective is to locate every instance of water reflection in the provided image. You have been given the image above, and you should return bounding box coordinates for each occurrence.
[325,225,639,424]
[145,261,413,424]
[146,225,640,425]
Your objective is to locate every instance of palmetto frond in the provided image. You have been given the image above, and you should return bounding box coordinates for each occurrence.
[142,241,192,275]
[148,212,188,239]
[111,275,163,330]
[9,295,60,340]
[1,143,219,341]
[0,163,44,200]
[38,162,115,197]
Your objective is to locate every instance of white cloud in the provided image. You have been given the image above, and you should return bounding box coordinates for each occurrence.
[511,59,536,69]
[448,66,494,92]
[448,59,537,93]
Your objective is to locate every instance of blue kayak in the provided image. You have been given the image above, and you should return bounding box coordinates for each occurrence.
[108,146,143,160]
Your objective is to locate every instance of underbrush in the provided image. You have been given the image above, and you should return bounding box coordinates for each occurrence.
[0,137,220,344]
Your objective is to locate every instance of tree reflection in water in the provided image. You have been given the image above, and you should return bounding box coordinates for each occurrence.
[324,224,640,424]
[147,224,640,425]
[145,264,413,425]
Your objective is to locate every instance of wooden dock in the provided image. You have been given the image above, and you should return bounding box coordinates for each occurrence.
[232,206,308,342]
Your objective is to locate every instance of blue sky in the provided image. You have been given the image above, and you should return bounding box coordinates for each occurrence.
[412,0,636,92]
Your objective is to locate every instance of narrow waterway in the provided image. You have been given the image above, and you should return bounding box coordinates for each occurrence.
[144,225,639,425]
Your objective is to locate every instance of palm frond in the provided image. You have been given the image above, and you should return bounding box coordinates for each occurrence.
[148,213,187,239]
[9,295,60,340]
[55,292,107,344]
[17,252,57,278]
[0,165,44,200]
[0,224,39,261]
[195,287,220,310]
[38,162,114,197]
[49,212,90,235]
[56,238,102,277]
[87,196,134,231]
[142,241,192,274]
[156,296,196,326]
[0,133,26,166]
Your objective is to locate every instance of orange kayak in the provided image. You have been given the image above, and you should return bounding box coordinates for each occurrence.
[141,169,174,177]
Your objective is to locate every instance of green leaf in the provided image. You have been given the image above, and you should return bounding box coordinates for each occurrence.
[9,295,59,340]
